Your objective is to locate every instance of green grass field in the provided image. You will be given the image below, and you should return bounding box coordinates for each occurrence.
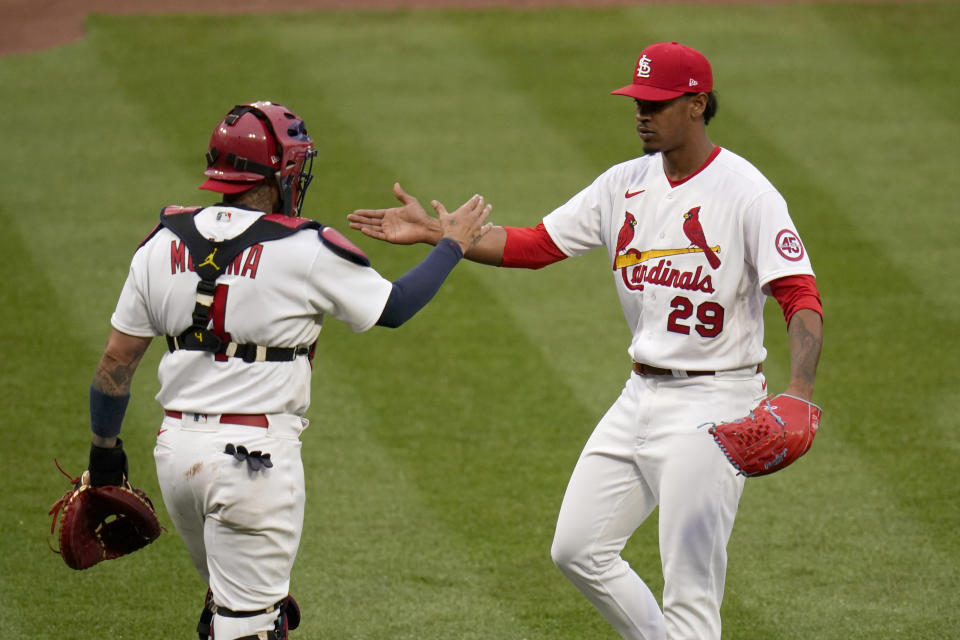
[2,2,958,638]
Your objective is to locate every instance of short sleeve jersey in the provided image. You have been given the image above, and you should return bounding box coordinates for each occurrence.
[542,148,814,371]
[111,205,394,415]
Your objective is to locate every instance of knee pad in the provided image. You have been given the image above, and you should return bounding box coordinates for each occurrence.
[200,594,300,640]
[213,609,278,639]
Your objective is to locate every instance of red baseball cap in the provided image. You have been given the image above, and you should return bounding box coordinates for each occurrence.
[611,41,713,101]
[199,177,261,194]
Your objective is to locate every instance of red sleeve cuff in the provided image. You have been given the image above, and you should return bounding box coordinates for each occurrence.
[767,274,823,324]
[501,223,567,269]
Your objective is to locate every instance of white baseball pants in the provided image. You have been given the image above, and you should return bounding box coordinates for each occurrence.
[551,368,765,640]
[154,412,308,628]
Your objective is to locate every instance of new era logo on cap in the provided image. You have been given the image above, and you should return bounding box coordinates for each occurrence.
[611,41,713,102]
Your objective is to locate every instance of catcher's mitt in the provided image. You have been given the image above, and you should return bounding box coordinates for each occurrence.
[709,394,822,477]
[49,461,163,570]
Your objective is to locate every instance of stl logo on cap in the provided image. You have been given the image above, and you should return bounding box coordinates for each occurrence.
[612,41,713,102]
[636,54,652,79]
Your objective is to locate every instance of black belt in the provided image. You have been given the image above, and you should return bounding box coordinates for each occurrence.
[632,362,763,377]
[166,335,310,362]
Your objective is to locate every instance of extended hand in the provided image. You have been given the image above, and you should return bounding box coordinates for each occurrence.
[349,183,442,245]
[433,193,493,254]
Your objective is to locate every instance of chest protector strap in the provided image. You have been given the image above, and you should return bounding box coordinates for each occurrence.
[160,207,321,362]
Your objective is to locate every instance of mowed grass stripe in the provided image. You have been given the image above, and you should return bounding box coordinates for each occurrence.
[724,3,960,297]
[0,40,205,637]
[1,4,958,638]
[292,333,547,639]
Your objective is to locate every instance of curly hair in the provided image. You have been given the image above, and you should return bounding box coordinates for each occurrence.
[703,91,718,125]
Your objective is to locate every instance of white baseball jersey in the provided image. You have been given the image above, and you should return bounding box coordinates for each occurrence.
[542,147,814,372]
[111,205,393,415]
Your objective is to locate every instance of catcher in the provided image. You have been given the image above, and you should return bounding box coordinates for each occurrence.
[52,101,490,640]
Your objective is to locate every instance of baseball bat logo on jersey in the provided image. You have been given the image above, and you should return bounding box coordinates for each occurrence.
[613,207,721,270]
[614,207,721,293]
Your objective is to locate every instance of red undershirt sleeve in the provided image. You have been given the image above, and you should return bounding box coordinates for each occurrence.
[501,223,568,269]
[767,274,823,325]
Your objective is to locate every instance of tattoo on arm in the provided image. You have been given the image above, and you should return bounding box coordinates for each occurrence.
[787,310,822,390]
[91,332,150,396]
[93,356,138,396]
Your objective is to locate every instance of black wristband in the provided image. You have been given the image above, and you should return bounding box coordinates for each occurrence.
[89,385,130,439]
[88,438,129,486]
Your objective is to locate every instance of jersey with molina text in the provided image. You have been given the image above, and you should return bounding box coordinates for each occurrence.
[111,205,393,415]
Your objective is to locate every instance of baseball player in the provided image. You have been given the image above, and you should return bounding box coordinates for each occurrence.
[82,101,490,640]
[348,42,823,639]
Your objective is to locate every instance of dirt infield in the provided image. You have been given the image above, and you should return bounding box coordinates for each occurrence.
[0,0,646,56]
[1,0,905,56]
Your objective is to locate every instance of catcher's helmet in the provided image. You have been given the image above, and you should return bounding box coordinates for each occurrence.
[200,101,316,216]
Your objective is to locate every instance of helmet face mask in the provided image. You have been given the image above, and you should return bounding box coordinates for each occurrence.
[202,102,317,216]
[274,114,317,217]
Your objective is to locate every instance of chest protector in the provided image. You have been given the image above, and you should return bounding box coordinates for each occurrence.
[155,205,366,363]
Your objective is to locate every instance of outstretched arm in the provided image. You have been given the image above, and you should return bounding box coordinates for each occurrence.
[375,193,492,328]
[349,182,507,265]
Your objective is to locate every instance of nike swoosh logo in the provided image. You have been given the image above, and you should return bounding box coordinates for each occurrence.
[625,188,645,198]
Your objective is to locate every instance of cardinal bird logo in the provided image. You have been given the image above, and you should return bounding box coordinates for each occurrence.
[682,206,721,269]
[616,212,637,255]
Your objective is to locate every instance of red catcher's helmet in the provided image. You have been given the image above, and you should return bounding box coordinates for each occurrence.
[200,101,317,216]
